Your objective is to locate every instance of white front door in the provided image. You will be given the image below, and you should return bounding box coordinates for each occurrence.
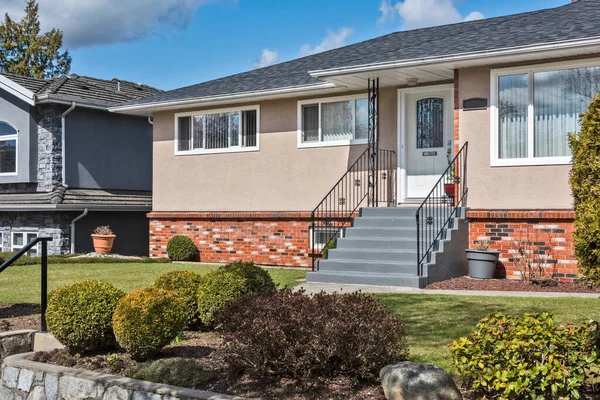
[400,86,454,201]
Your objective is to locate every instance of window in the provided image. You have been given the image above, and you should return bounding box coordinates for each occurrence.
[417,98,444,149]
[12,232,38,256]
[298,95,369,147]
[0,122,17,174]
[310,226,345,250]
[175,106,259,155]
[492,60,600,166]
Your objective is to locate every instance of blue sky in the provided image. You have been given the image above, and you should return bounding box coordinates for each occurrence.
[5,0,571,90]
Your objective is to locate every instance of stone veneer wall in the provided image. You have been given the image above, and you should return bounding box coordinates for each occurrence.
[0,212,73,254]
[468,210,577,281]
[35,104,63,193]
[1,352,243,400]
[0,331,35,366]
[149,212,315,267]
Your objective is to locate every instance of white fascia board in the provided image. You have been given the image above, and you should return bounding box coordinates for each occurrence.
[0,75,36,105]
[109,82,337,113]
[309,37,600,77]
[0,204,151,212]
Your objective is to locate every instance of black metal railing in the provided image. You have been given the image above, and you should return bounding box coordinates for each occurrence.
[0,237,52,331]
[311,148,396,271]
[416,142,468,276]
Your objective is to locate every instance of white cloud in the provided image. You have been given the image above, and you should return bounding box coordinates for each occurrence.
[254,48,280,69]
[299,27,353,57]
[378,0,484,30]
[1,0,216,49]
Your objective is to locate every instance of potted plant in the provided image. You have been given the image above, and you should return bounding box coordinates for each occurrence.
[91,225,116,254]
[444,167,457,198]
[466,240,499,279]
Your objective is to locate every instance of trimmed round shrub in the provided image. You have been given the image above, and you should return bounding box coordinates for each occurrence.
[569,94,600,284]
[197,262,275,325]
[46,280,125,354]
[166,235,198,262]
[450,313,600,399]
[133,357,215,389]
[216,289,408,381]
[113,287,187,360]
[153,270,202,327]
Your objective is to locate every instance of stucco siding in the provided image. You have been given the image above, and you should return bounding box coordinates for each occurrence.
[0,90,34,184]
[153,88,398,212]
[458,66,573,210]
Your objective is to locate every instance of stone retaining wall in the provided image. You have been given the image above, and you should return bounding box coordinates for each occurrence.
[0,330,35,365]
[1,352,244,400]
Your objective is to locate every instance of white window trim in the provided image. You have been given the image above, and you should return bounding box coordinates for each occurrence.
[297,93,369,149]
[490,58,600,167]
[11,231,38,256]
[174,105,260,156]
[309,226,346,250]
[0,121,18,176]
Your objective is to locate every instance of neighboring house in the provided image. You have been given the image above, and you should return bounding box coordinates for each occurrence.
[113,0,598,285]
[0,73,160,256]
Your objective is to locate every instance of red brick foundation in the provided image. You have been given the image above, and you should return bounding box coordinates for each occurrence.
[148,212,314,268]
[468,210,577,282]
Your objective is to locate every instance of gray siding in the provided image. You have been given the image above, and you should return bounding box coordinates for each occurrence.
[0,90,36,184]
[65,108,152,191]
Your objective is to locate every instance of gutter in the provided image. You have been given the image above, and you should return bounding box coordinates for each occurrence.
[37,94,111,111]
[61,102,76,188]
[308,36,600,77]
[70,208,88,253]
[109,82,336,113]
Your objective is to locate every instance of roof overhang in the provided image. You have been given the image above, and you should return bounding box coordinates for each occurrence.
[309,37,600,89]
[110,82,339,116]
[0,75,36,106]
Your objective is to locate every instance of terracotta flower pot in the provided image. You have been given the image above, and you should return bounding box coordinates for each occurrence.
[444,183,456,198]
[91,234,116,254]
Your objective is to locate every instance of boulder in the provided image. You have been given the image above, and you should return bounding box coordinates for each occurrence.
[380,362,462,400]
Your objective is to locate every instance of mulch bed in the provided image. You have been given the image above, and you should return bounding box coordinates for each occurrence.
[0,303,40,332]
[426,276,600,293]
[28,331,384,400]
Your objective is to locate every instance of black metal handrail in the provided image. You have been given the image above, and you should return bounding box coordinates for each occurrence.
[311,148,396,271]
[0,237,52,331]
[416,142,468,276]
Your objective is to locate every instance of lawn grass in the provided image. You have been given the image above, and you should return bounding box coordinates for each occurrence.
[0,263,307,304]
[377,294,600,370]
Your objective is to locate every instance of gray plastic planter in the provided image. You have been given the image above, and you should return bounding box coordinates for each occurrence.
[466,250,499,279]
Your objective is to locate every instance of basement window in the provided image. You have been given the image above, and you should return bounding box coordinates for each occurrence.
[12,232,38,256]
[175,106,260,155]
[310,226,345,250]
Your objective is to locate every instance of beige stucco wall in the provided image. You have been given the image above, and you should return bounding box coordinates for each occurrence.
[152,87,398,212]
[458,66,574,210]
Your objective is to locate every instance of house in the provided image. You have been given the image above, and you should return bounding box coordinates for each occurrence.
[112,0,597,285]
[0,73,160,256]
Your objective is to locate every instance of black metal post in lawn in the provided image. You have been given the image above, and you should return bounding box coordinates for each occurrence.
[41,239,48,332]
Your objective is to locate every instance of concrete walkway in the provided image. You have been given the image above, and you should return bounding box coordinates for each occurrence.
[295,281,600,298]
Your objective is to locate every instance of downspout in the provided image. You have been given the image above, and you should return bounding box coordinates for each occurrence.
[61,102,76,188]
[148,116,153,125]
[70,208,88,254]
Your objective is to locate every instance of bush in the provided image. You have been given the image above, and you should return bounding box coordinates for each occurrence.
[216,289,408,381]
[46,280,125,354]
[569,94,600,284]
[450,313,600,400]
[0,251,36,266]
[197,262,275,325]
[132,357,214,389]
[112,287,188,360]
[166,235,198,262]
[153,270,202,327]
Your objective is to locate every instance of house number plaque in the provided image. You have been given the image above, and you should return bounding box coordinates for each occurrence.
[422,151,437,157]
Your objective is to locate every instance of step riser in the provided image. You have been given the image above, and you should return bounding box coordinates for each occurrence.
[318,260,416,275]
[306,271,425,288]
[336,239,417,250]
[346,229,416,239]
[360,208,418,217]
[327,249,416,263]
[353,218,416,228]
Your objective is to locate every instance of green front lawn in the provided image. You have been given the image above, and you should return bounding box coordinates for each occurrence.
[0,263,307,304]
[378,294,600,370]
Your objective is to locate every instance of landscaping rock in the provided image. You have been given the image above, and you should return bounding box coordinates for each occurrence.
[58,376,98,400]
[380,362,462,400]
[26,386,47,400]
[103,386,130,400]
[44,373,57,400]
[17,368,35,392]
[3,366,19,388]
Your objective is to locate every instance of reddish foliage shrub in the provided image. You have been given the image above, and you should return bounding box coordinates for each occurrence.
[216,289,408,382]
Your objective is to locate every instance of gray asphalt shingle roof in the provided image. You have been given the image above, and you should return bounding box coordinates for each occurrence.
[120,0,600,108]
[1,73,161,107]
